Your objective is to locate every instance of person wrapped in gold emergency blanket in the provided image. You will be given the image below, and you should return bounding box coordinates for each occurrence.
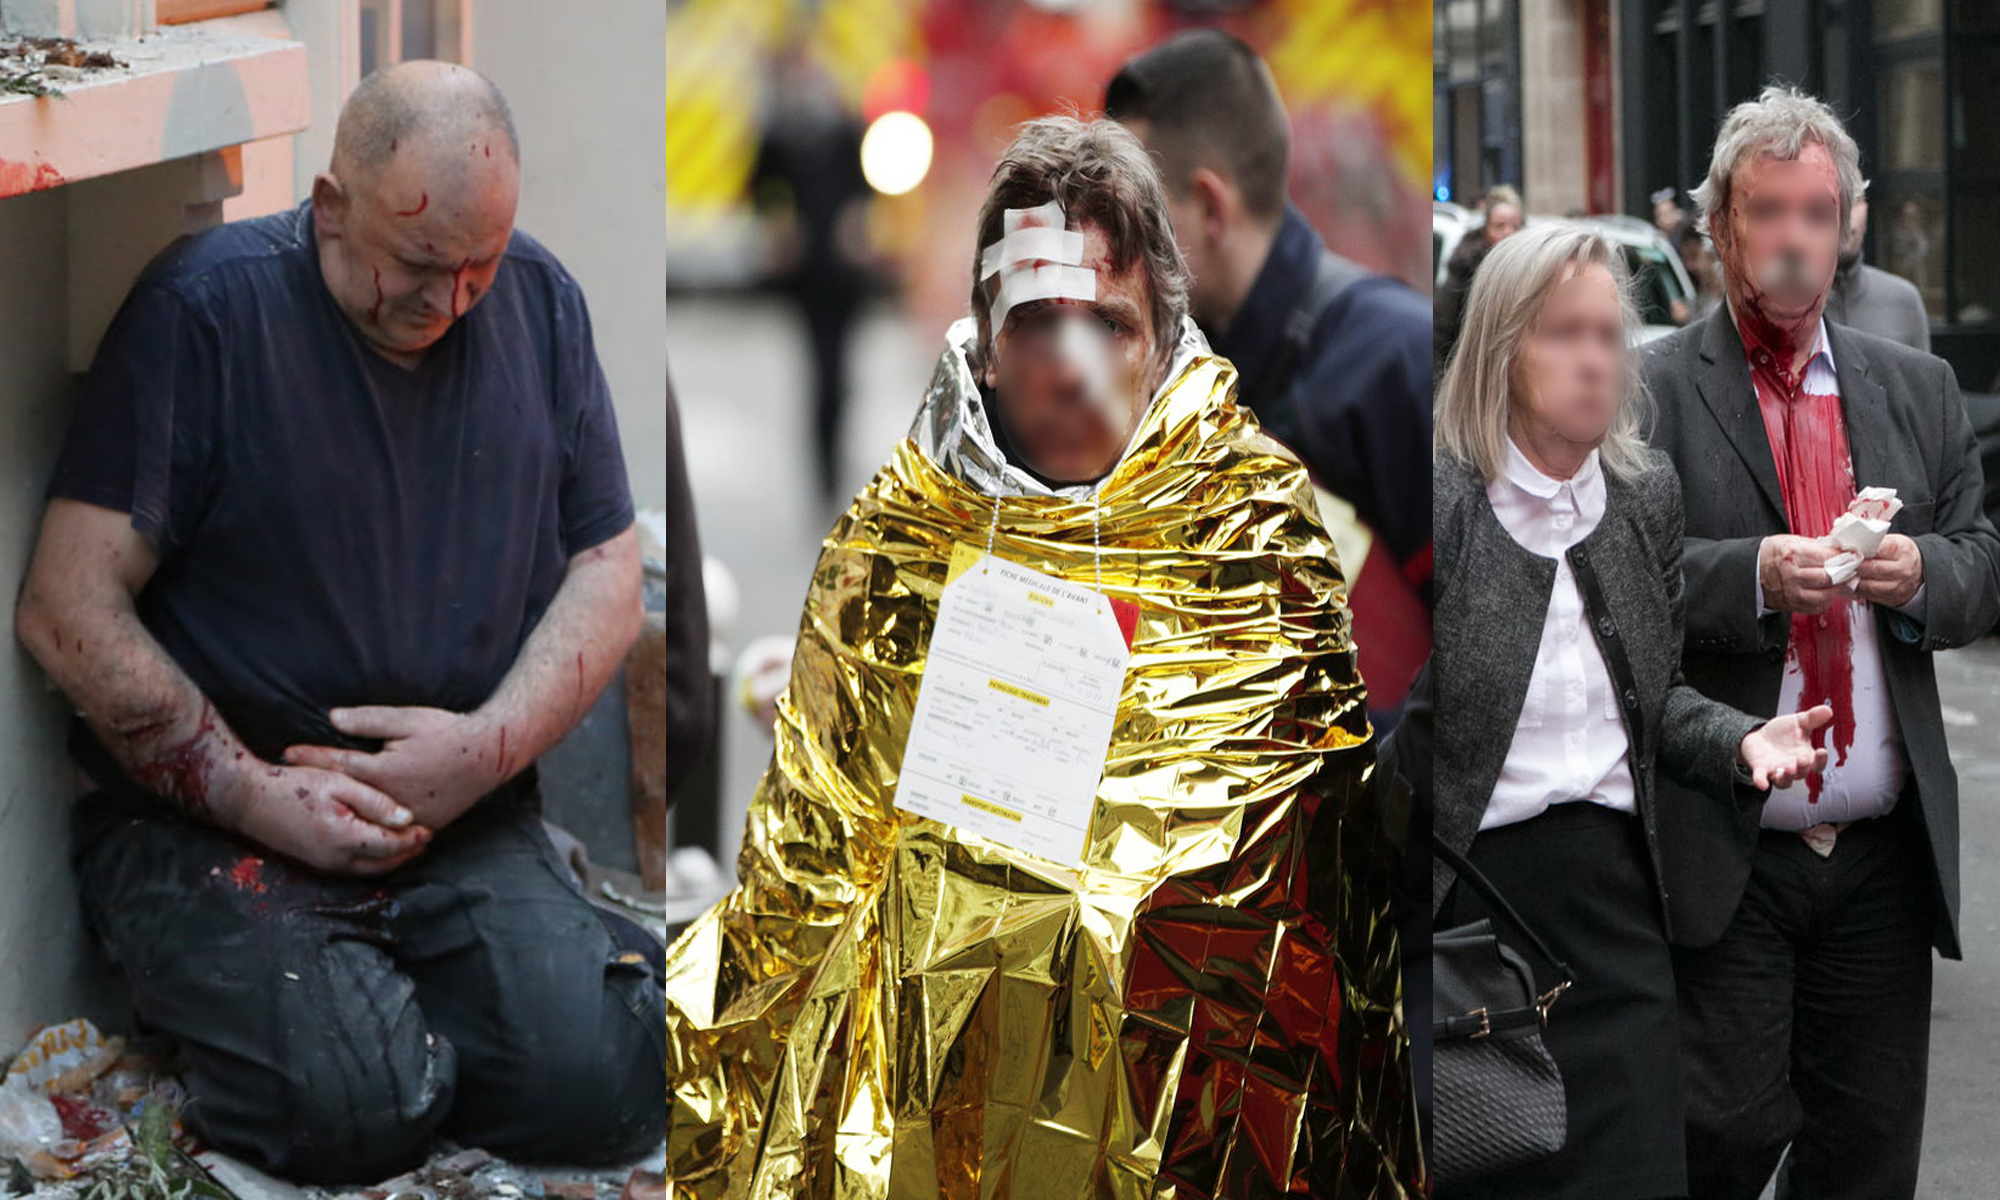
[664,115,1422,1199]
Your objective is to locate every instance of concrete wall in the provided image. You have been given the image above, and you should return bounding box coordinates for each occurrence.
[0,189,121,1047]
[469,0,670,512]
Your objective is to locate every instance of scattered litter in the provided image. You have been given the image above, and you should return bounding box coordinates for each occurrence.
[0,38,124,98]
[614,1170,659,1200]
[0,1024,196,1191]
[7,1022,124,1097]
[5,1025,660,1200]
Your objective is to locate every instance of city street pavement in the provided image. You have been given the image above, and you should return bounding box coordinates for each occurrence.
[1920,637,2000,1193]
[668,292,933,865]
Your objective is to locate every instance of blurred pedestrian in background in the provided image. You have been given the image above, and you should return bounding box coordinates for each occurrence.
[1673,218,1723,324]
[1653,186,1689,238]
[1828,198,1931,353]
[1435,183,1523,374]
[750,39,873,500]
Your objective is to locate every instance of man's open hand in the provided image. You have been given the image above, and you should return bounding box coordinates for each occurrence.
[222,761,431,875]
[283,705,507,831]
[1852,533,1924,609]
[1759,535,1849,614]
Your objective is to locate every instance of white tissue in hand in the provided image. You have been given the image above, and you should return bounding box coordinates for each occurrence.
[1820,487,1902,560]
[1824,552,1862,586]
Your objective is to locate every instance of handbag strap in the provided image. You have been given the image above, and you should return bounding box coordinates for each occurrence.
[1433,833,1577,995]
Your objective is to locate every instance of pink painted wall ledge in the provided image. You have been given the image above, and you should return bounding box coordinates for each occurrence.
[0,26,307,200]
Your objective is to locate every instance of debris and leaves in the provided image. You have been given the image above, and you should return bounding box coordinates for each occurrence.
[0,37,126,99]
[4,1022,660,1200]
[0,1021,206,1200]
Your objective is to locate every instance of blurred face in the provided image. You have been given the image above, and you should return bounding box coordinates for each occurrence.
[1654,196,1683,231]
[1511,262,1624,453]
[315,138,520,360]
[1713,142,1841,339]
[981,221,1161,483]
[1485,203,1524,245]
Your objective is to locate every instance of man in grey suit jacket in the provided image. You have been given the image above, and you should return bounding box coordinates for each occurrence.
[1827,199,1932,353]
[1644,87,2000,1200]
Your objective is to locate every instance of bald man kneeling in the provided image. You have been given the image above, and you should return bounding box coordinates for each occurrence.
[13,63,674,1182]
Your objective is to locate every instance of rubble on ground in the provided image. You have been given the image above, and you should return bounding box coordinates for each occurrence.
[1,1021,662,1200]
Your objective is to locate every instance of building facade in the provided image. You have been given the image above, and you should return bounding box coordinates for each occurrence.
[1435,0,1999,387]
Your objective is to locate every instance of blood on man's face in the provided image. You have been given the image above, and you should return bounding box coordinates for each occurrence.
[318,137,519,357]
[1716,142,1843,334]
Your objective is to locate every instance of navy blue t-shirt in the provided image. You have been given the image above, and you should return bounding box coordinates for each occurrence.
[50,201,633,781]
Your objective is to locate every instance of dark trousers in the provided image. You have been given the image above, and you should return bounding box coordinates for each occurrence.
[1440,803,1685,1200]
[1672,805,1935,1200]
[799,286,855,499]
[74,785,666,1185]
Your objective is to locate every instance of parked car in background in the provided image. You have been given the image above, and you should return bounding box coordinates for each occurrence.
[1431,204,1695,344]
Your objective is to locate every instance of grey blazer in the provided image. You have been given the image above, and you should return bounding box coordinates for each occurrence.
[1433,449,1762,931]
[1643,308,2000,956]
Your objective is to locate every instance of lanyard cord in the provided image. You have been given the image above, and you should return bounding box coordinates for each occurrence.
[980,491,1106,590]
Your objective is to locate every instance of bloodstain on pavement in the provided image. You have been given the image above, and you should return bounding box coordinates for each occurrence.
[395,191,430,218]
[228,855,269,894]
[0,157,65,199]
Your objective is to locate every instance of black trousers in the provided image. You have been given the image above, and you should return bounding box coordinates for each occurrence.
[73,783,666,1185]
[1672,804,1935,1200]
[1439,803,1685,1200]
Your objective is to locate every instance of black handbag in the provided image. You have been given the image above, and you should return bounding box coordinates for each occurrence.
[1431,834,1576,1188]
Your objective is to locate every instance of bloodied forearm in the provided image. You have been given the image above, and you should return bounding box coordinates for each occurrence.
[16,500,429,873]
[15,500,248,821]
[471,526,645,784]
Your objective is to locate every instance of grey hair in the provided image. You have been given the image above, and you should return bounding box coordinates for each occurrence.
[969,115,1190,380]
[1691,85,1866,252]
[1435,221,1656,484]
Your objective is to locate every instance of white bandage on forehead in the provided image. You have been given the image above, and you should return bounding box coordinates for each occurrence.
[985,199,1096,337]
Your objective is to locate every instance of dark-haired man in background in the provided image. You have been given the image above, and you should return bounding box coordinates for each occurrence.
[1107,29,1432,729]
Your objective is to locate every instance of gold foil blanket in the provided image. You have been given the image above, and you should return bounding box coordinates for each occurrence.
[664,340,1421,1198]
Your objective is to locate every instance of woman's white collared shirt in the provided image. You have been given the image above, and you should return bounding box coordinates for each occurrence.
[1481,438,1637,831]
